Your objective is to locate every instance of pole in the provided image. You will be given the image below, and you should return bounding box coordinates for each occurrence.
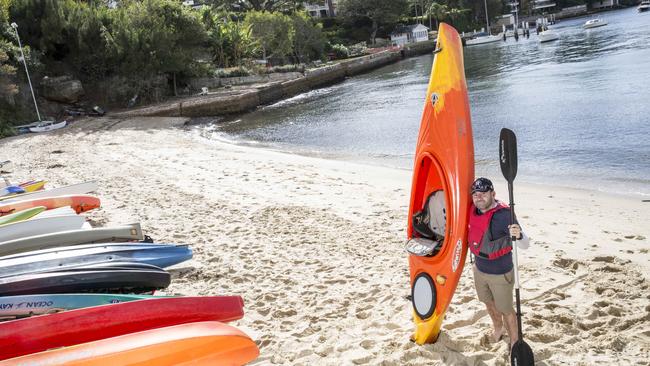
[10,22,41,122]
[484,0,491,34]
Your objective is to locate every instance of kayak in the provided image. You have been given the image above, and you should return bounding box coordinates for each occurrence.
[406,23,474,344]
[18,180,46,192]
[0,194,100,216]
[0,206,46,226]
[0,262,171,296]
[0,214,86,242]
[0,293,168,319]
[0,181,98,202]
[0,296,245,360]
[0,242,193,278]
[0,223,144,256]
[0,321,259,365]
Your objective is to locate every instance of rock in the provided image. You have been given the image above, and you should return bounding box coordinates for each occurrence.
[41,75,85,103]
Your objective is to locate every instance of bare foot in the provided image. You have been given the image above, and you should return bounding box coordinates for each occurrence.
[492,326,506,343]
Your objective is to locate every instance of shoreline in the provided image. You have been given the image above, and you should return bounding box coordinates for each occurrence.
[1,117,648,365]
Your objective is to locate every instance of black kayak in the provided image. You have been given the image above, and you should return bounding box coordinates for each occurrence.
[0,262,170,296]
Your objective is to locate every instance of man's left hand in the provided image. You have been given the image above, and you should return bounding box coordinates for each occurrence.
[508,224,522,240]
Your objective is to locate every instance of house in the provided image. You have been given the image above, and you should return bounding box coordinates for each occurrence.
[390,24,430,46]
[591,0,619,9]
[305,0,336,18]
[532,0,557,13]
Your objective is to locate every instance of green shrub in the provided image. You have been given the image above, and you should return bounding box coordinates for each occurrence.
[330,44,349,59]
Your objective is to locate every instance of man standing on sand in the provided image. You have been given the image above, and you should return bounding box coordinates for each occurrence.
[468,177,530,349]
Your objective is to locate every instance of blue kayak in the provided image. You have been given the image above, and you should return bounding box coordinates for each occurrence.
[0,242,192,278]
[0,293,168,319]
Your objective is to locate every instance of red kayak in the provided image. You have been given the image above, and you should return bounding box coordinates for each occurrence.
[0,296,245,360]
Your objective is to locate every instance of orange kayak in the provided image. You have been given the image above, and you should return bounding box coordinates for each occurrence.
[406,23,474,344]
[0,194,100,216]
[0,321,260,366]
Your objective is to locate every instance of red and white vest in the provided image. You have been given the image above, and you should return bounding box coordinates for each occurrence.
[468,201,512,260]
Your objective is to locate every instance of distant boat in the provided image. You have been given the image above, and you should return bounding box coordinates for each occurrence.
[28,120,67,133]
[639,0,650,12]
[466,0,503,46]
[583,18,608,29]
[539,29,560,42]
[466,32,503,45]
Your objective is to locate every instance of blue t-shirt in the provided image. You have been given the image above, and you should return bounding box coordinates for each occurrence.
[474,208,517,275]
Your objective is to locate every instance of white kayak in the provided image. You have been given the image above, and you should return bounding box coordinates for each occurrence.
[0,223,144,256]
[28,120,67,133]
[0,214,86,243]
[32,206,77,219]
[0,181,98,203]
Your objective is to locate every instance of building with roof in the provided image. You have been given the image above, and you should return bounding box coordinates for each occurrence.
[390,24,430,46]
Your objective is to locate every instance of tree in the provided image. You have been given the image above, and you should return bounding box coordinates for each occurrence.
[290,12,325,63]
[244,11,293,61]
[337,0,409,44]
[207,0,307,13]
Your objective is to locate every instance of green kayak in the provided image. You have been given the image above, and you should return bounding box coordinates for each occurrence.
[0,206,46,227]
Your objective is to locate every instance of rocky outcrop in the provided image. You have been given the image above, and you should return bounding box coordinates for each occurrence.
[41,76,85,104]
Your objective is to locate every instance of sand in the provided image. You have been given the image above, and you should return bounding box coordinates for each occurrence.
[1,116,648,365]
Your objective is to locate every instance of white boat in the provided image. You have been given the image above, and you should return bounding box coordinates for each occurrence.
[466,33,503,45]
[0,181,98,203]
[0,214,86,243]
[28,120,67,133]
[583,18,608,29]
[465,0,502,46]
[539,29,560,42]
[639,0,650,12]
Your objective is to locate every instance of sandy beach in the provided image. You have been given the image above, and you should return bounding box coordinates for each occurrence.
[1,116,648,365]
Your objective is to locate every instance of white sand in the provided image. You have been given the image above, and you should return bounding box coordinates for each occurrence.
[2,116,648,365]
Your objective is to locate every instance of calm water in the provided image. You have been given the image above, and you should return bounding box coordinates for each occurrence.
[199,7,650,196]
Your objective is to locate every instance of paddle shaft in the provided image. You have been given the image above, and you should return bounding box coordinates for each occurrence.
[507,181,524,341]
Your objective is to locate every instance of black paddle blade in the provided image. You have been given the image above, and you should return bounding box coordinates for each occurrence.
[499,128,518,182]
[511,339,535,366]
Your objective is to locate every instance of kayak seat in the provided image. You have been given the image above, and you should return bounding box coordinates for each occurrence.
[406,237,443,257]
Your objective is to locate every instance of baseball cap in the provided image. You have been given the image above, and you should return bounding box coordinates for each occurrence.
[471,177,493,194]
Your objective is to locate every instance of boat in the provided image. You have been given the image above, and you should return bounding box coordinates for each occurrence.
[583,17,608,29]
[0,181,98,202]
[0,223,144,257]
[538,29,560,42]
[465,32,503,45]
[28,120,67,133]
[406,23,474,344]
[0,206,45,226]
[0,293,166,319]
[639,0,650,11]
[0,194,101,216]
[0,262,171,296]
[0,242,193,278]
[0,296,245,361]
[0,214,87,243]
[0,321,259,365]
[465,0,502,46]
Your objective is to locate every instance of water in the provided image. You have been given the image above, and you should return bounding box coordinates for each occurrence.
[199,7,650,197]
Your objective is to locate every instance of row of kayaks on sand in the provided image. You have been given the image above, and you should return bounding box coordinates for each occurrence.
[0,166,259,365]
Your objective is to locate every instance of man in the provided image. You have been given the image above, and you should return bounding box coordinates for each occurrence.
[468,177,529,349]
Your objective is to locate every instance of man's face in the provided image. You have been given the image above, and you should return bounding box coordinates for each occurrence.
[472,190,495,211]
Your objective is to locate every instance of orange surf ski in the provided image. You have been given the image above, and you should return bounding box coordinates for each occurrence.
[406,23,474,344]
[0,194,100,216]
[0,321,260,366]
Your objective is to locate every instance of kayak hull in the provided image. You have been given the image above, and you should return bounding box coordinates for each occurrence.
[0,321,259,366]
[0,296,245,360]
[0,194,100,216]
[407,23,474,344]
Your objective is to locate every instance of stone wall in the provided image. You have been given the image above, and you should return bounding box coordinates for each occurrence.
[115,48,430,118]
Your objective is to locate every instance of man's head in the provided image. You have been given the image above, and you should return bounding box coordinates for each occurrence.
[471,177,495,212]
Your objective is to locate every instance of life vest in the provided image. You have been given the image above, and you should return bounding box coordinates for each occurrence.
[468,201,512,260]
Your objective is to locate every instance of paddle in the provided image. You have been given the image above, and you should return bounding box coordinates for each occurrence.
[499,128,534,366]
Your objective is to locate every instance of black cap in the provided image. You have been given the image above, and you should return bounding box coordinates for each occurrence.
[471,177,494,194]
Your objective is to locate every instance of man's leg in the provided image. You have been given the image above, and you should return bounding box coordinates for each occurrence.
[485,300,505,342]
[504,310,518,347]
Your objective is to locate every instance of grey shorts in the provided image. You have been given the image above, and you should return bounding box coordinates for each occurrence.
[473,265,515,314]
